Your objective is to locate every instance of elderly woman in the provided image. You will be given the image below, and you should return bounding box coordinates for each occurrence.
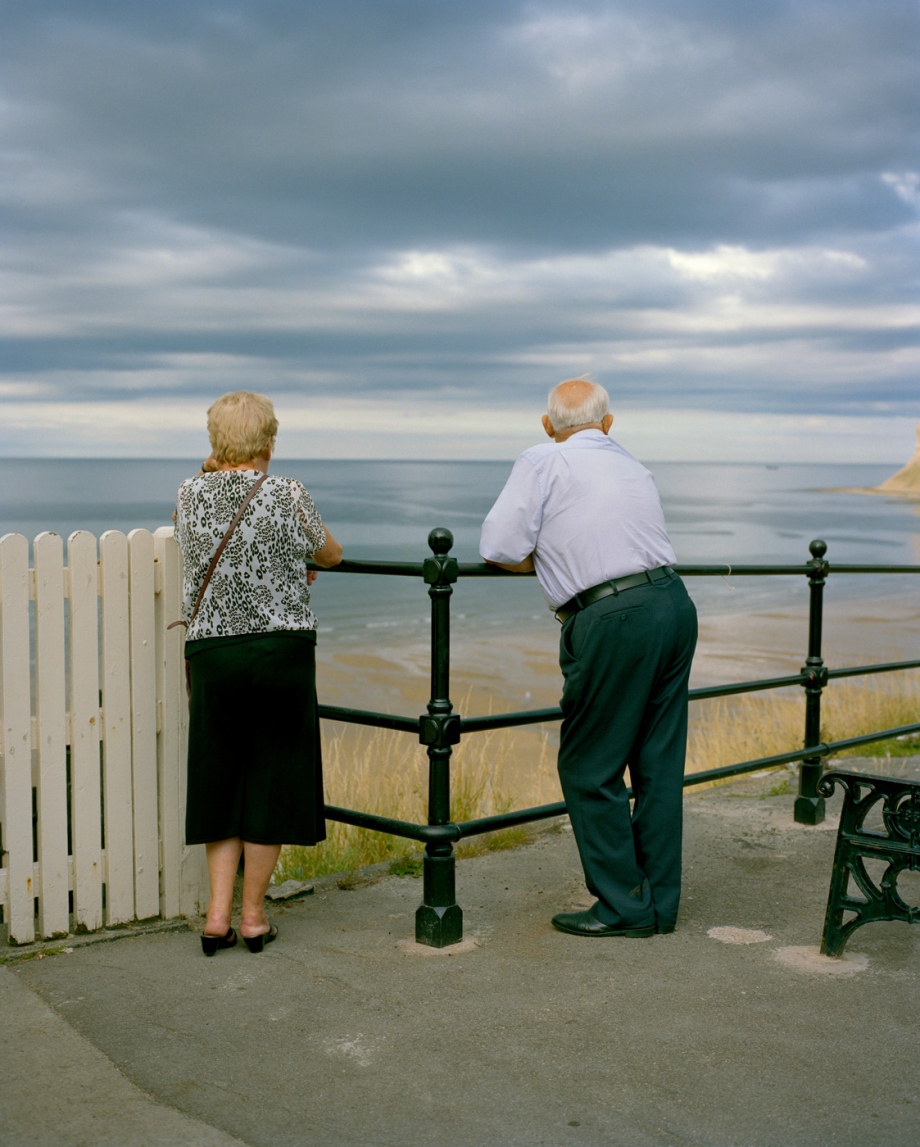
[175,391,342,955]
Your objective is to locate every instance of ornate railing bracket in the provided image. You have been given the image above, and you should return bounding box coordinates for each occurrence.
[419,713,462,747]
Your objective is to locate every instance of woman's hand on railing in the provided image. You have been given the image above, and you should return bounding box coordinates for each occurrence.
[311,526,343,570]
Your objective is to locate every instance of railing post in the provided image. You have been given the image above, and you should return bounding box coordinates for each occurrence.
[415,528,463,947]
[795,538,829,825]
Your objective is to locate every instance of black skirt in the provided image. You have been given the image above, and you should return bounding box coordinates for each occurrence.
[184,631,326,846]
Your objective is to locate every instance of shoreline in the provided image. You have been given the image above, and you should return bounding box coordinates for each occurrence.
[315,586,920,799]
[828,485,920,501]
[317,586,920,716]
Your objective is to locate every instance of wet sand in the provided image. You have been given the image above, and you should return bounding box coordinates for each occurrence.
[314,586,920,805]
[692,589,920,687]
[317,587,920,715]
[316,626,565,811]
[318,627,561,718]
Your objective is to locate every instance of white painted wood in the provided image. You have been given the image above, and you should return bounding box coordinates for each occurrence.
[154,528,186,919]
[0,523,215,946]
[32,532,70,938]
[128,530,159,920]
[153,532,204,917]
[98,531,135,925]
[0,534,35,944]
[67,531,103,931]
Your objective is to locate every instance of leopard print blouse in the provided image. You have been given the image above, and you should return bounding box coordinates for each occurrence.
[175,470,327,640]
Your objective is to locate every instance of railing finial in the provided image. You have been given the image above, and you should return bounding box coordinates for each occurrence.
[428,527,454,555]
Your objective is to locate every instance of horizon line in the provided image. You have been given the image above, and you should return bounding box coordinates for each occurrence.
[0,456,900,467]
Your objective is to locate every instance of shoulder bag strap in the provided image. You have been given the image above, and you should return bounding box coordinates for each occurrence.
[168,472,268,631]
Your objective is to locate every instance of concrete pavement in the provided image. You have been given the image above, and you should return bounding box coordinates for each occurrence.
[4,761,920,1147]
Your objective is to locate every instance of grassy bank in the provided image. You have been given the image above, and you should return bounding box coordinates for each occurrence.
[275,673,920,884]
[275,719,558,883]
[687,670,920,778]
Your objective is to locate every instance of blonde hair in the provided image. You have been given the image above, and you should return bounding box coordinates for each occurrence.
[547,378,609,431]
[207,391,278,465]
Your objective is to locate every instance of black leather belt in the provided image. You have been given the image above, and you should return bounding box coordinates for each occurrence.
[555,567,674,624]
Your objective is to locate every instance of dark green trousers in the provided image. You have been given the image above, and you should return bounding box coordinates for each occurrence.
[557,573,697,929]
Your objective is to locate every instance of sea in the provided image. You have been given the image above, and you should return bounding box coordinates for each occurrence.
[1,459,917,649]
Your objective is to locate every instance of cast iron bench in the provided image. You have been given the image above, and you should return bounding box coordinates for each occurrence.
[818,770,920,957]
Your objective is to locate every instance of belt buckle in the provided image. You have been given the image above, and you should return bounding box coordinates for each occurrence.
[555,592,582,624]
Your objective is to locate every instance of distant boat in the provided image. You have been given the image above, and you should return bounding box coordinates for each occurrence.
[876,421,920,495]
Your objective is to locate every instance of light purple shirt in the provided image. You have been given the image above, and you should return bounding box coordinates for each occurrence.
[480,429,677,611]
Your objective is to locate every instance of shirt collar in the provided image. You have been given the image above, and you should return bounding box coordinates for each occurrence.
[555,428,610,447]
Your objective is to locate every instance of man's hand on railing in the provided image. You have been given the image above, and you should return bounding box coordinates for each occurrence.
[484,555,535,573]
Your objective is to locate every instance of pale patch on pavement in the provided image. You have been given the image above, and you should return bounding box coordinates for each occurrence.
[774,945,869,974]
[323,1033,385,1066]
[216,971,254,992]
[708,926,773,944]
[265,879,314,901]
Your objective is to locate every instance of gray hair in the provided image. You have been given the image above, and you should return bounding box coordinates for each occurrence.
[547,379,610,431]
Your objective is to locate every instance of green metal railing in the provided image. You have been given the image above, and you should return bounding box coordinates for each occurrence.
[310,533,920,947]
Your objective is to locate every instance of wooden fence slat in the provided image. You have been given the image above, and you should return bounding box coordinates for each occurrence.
[154,528,186,918]
[67,531,103,931]
[0,533,35,944]
[128,530,159,920]
[33,532,70,938]
[99,531,134,925]
[0,525,208,948]
[154,528,207,919]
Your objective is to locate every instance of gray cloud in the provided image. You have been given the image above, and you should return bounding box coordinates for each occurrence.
[0,0,918,452]
[5,1,917,245]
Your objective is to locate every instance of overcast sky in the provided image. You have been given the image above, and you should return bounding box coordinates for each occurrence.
[1,0,918,461]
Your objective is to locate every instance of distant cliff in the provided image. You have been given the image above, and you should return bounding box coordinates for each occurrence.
[877,422,920,494]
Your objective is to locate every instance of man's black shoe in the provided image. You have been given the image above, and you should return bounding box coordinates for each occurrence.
[655,923,676,935]
[551,910,654,937]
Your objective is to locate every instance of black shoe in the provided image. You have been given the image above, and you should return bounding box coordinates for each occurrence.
[243,924,278,953]
[656,923,676,935]
[551,910,654,938]
[201,927,237,956]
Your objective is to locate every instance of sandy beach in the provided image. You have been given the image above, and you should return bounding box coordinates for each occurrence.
[313,585,920,809]
[317,586,920,714]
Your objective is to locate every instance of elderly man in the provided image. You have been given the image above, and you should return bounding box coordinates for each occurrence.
[480,379,697,937]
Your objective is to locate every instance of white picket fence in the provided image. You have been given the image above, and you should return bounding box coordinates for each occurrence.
[0,527,207,946]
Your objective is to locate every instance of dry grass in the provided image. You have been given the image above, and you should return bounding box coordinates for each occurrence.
[275,718,558,884]
[276,673,920,882]
[686,672,920,785]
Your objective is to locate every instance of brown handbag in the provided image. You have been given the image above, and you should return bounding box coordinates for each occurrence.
[169,473,268,702]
